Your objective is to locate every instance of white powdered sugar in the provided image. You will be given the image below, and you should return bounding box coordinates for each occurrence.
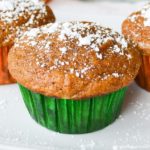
[0,0,53,46]
[129,15,137,22]
[29,41,37,47]
[59,47,67,54]
[96,53,103,59]
[0,0,46,23]
[0,0,14,11]
[112,73,120,78]
[15,21,131,79]
[128,3,150,27]
[21,21,129,57]
[75,71,80,78]
[141,5,150,27]
[42,23,59,34]
[79,36,92,46]
[101,73,123,80]
[70,68,74,74]
[24,28,40,39]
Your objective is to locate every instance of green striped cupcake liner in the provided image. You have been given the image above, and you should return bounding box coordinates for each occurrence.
[19,84,127,134]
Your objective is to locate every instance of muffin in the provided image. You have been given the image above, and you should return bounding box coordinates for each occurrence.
[8,21,141,134]
[0,0,55,85]
[122,3,150,91]
[43,0,50,3]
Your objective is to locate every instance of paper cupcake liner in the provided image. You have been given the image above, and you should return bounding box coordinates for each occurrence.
[19,84,127,134]
[135,55,150,91]
[0,46,16,84]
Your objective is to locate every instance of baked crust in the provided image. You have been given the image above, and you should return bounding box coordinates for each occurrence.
[9,22,141,100]
[43,0,50,3]
[122,3,150,55]
[0,0,55,47]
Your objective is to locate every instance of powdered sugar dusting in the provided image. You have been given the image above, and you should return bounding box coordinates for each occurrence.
[112,73,120,78]
[101,73,123,80]
[128,3,150,27]
[14,21,132,79]
[0,0,46,23]
[0,0,14,11]
[79,36,92,46]
[0,0,53,46]
[141,4,150,27]
[59,47,67,54]
[20,21,129,57]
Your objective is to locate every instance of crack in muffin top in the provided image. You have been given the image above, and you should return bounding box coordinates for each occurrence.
[0,0,55,47]
[9,21,141,99]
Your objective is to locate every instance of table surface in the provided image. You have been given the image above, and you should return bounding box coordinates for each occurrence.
[0,1,150,150]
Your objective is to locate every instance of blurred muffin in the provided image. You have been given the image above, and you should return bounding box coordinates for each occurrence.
[0,0,55,84]
[43,0,50,3]
[9,21,141,134]
[122,3,150,91]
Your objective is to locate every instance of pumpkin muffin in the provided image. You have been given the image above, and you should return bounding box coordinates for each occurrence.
[43,0,50,3]
[122,3,150,91]
[0,0,55,84]
[9,21,141,134]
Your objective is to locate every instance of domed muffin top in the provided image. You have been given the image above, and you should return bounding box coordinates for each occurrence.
[0,0,55,47]
[9,21,141,100]
[122,3,150,54]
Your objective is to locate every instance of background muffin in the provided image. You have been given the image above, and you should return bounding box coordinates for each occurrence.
[43,0,50,3]
[9,21,141,133]
[122,3,150,91]
[0,0,55,84]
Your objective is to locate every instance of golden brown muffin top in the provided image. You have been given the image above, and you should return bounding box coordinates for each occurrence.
[0,0,55,47]
[9,21,141,100]
[122,3,150,55]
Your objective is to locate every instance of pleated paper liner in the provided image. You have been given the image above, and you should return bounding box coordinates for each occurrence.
[19,84,127,134]
[0,46,16,84]
[135,54,150,91]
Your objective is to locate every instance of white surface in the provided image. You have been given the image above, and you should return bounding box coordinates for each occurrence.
[1,0,150,150]
[50,0,146,31]
[1,84,150,150]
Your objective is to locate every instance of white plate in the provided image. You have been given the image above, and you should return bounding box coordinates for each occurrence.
[0,1,150,150]
[0,83,150,150]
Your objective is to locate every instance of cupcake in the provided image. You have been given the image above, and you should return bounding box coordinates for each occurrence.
[43,0,50,3]
[0,0,55,85]
[122,3,150,91]
[8,22,141,134]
